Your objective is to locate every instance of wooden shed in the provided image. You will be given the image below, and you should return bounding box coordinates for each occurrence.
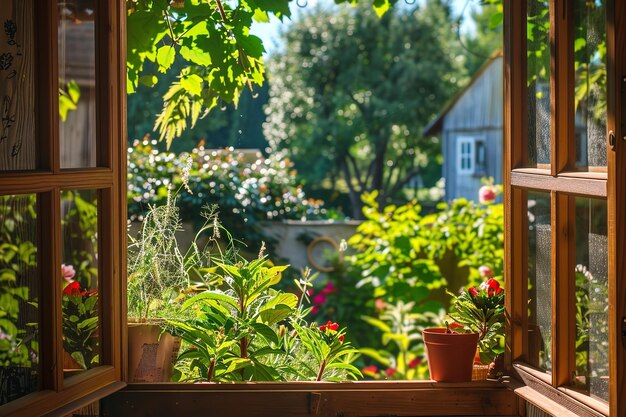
[424,53,503,201]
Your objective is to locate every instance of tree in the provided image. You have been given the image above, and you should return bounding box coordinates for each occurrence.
[126,0,393,147]
[460,0,503,75]
[263,0,467,218]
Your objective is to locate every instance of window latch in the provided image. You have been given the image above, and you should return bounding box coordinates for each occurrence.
[609,130,616,151]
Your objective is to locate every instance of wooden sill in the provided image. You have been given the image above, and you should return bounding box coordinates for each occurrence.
[510,363,608,417]
[103,380,520,417]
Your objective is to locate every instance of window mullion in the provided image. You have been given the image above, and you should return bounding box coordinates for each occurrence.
[551,191,575,388]
[551,0,575,174]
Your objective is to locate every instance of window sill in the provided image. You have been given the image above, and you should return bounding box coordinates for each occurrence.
[506,363,608,417]
[103,380,519,417]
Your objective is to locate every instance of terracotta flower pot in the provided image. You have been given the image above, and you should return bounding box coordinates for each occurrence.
[127,321,181,382]
[422,328,479,382]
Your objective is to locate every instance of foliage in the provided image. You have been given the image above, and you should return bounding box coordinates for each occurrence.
[61,275,99,370]
[0,195,38,367]
[359,301,436,380]
[459,0,503,75]
[126,0,394,146]
[127,193,191,320]
[347,191,447,306]
[446,278,505,363]
[264,0,466,218]
[127,59,270,154]
[169,223,360,382]
[127,139,337,249]
[574,264,609,388]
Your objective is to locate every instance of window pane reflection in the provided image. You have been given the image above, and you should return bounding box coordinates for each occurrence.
[574,0,607,170]
[61,190,99,377]
[527,192,551,372]
[573,197,608,402]
[527,0,551,166]
[58,0,97,169]
[0,194,39,405]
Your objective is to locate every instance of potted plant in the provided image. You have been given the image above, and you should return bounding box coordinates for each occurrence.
[446,276,505,380]
[126,196,192,382]
[61,265,99,373]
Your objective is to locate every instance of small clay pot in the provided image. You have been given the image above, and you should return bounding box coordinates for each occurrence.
[423,328,479,382]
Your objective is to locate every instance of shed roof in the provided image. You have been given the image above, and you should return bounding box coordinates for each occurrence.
[422,50,503,137]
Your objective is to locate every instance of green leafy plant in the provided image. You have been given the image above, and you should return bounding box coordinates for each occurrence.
[359,301,436,380]
[447,278,505,364]
[0,195,38,368]
[168,221,360,382]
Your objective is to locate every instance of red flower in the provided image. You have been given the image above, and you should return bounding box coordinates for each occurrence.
[385,367,397,377]
[362,366,378,375]
[339,335,344,342]
[63,281,86,296]
[479,185,496,204]
[408,357,422,369]
[319,321,339,332]
[468,287,479,297]
[448,322,463,330]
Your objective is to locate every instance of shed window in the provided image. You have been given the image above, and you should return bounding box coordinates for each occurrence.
[456,137,485,175]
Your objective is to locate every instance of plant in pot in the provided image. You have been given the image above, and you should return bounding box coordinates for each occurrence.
[127,196,195,382]
[445,275,505,380]
[167,228,361,382]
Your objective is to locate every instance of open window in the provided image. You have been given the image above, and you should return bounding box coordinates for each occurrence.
[0,2,126,416]
[504,0,626,415]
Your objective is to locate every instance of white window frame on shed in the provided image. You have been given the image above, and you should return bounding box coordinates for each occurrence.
[457,136,475,174]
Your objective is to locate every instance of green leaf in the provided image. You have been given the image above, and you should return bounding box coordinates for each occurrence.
[156,45,176,73]
[180,74,204,97]
[258,304,293,326]
[358,348,391,367]
[182,291,238,311]
[139,75,159,87]
[180,45,212,66]
[250,322,279,345]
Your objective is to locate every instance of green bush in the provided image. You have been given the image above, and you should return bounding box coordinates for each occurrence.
[127,140,340,249]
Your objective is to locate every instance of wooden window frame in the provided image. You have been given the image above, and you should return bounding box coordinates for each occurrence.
[504,0,625,416]
[0,1,127,416]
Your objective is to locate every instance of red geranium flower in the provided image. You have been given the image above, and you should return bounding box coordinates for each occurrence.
[385,367,397,377]
[339,335,344,342]
[63,281,86,296]
[468,287,479,297]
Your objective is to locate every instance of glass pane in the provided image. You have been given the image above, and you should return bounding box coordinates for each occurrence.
[527,0,551,166]
[58,0,97,169]
[527,191,552,372]
[61,190,99,377]
[0,194,39,405]
[573,197,608,402]
[574,0,607,170]
[0,1,36,171]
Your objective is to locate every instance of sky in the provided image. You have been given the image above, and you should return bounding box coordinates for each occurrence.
[251,0,479,55]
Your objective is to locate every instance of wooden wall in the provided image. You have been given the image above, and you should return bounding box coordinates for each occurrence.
[442,56,504,201]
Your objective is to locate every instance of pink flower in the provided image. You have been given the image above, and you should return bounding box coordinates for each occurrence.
[321,282,337,294]
[313,293,327,306]
[478,265,493,278]
[478,186,496,204]
[385,367,397,377]
[311,306,319,314]
[61,264,76,282]
[374,298,386,311]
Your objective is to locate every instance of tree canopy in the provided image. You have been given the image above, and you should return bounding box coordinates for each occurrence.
[263,0,467,218]
[126,0,394,148]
